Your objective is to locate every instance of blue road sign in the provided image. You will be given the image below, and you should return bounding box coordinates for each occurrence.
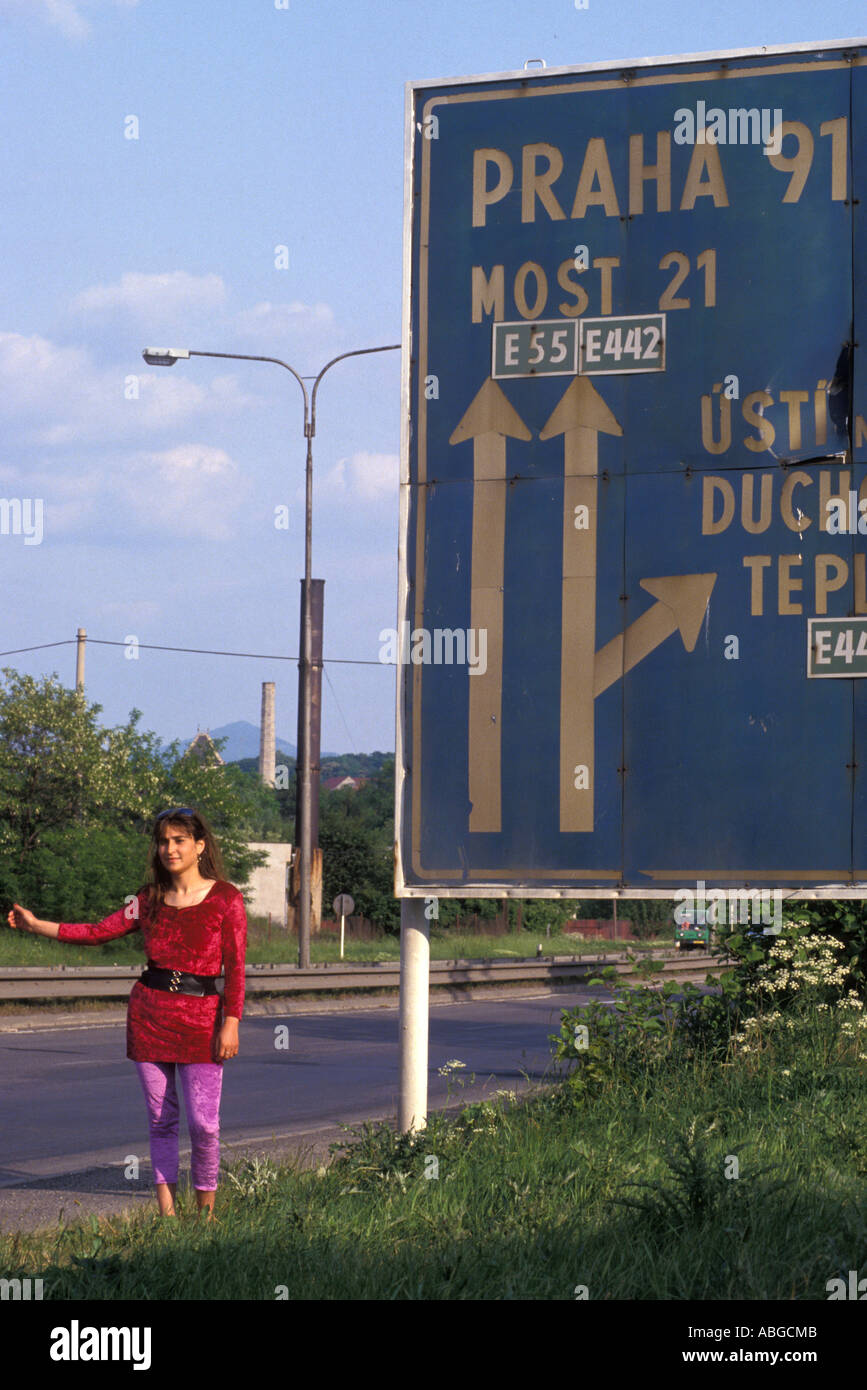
[396,39,867,896]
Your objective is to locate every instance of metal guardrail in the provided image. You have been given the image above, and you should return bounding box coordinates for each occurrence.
[0,952,718,1002]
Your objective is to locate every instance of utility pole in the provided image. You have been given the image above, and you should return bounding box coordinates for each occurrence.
[292,579,324,935]
[75,628,86,692]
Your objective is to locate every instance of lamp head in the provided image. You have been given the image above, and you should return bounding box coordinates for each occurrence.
[141,348,191,367]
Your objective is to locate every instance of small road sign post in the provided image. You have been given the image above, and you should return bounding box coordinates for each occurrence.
[396,38,867,1129]
[332,894,355,960]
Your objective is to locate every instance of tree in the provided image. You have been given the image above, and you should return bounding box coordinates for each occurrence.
[0,668,156,856]
[319,819,398,933]
[319,759,398,931]
[0,667,266,921]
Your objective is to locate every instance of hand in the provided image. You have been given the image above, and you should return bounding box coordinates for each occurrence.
[7,904,38,933]
[214,1018,239,1061]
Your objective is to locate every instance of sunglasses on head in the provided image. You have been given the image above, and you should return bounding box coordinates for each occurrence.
[156,807,195,820]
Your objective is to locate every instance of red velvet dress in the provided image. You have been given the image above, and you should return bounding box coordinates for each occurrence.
[57,880,247,1063]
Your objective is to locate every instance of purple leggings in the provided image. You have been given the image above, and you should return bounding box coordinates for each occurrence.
[135,1061,223,1191]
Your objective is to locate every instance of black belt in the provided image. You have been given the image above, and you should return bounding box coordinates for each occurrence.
[140,962,220,997]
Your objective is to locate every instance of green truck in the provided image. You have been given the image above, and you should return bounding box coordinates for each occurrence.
[674,911,711,950]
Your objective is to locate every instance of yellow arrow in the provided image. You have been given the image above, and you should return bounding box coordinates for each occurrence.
[593,573,718,698]
[450,379,531,833]
[540,377,622,834]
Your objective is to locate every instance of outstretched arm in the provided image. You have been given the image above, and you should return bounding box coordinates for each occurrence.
[6,895,144,943]
[7,905,59,938]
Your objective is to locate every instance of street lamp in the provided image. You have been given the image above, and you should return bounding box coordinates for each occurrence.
[141,348,190,366]
[141,341,399,967]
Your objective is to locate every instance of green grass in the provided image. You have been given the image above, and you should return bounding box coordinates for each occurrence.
[2,1008,865,1300]
[0,919,673,969]
[295,928,669,965]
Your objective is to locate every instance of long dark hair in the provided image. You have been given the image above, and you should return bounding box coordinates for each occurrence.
[144,808,225,914]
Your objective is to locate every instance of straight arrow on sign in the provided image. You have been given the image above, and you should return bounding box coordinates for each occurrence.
[450,379,531,832]
[540,377,622,833]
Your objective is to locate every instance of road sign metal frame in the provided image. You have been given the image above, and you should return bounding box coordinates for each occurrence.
[395,36,867,899]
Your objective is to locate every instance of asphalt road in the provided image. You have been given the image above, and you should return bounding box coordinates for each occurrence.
[0,986,604,1232]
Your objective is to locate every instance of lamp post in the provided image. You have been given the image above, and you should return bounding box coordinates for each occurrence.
[142,342,399,967]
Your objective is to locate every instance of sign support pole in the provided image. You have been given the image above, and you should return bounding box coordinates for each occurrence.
[398,896,429,1133]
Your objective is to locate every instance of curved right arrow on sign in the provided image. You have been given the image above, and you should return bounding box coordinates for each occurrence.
[541,379,716,834]
[592,572,718,699]
[540,376,622,834]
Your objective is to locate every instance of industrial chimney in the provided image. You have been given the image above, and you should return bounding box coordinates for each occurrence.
[259,681,276,787]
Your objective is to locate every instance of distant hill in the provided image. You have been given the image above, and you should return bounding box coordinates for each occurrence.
[173,720,297,763]
[170,721,391,768]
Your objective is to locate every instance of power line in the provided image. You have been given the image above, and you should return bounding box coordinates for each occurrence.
[0,641,77,657]
[324,664,358,753]
[0,637,395,666]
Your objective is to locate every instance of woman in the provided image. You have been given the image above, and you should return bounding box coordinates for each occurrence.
[5,807,247,1219]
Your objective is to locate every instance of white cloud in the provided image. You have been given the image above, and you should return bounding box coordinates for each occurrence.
[235,300,336,343]
[0,0,138,40]
[0,442,247,541]
[72,271,227,321]
[8,0,89,38]
[319,451,399,505]
[121,443,247,539]
[0,332,92,411]
[67,274,341,368]
[0,462,105,533]
[0,331,254,445]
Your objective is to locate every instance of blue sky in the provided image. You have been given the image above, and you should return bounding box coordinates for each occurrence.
[0,0,860,754]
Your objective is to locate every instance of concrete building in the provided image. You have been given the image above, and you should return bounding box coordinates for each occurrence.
[244,842,293,926]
